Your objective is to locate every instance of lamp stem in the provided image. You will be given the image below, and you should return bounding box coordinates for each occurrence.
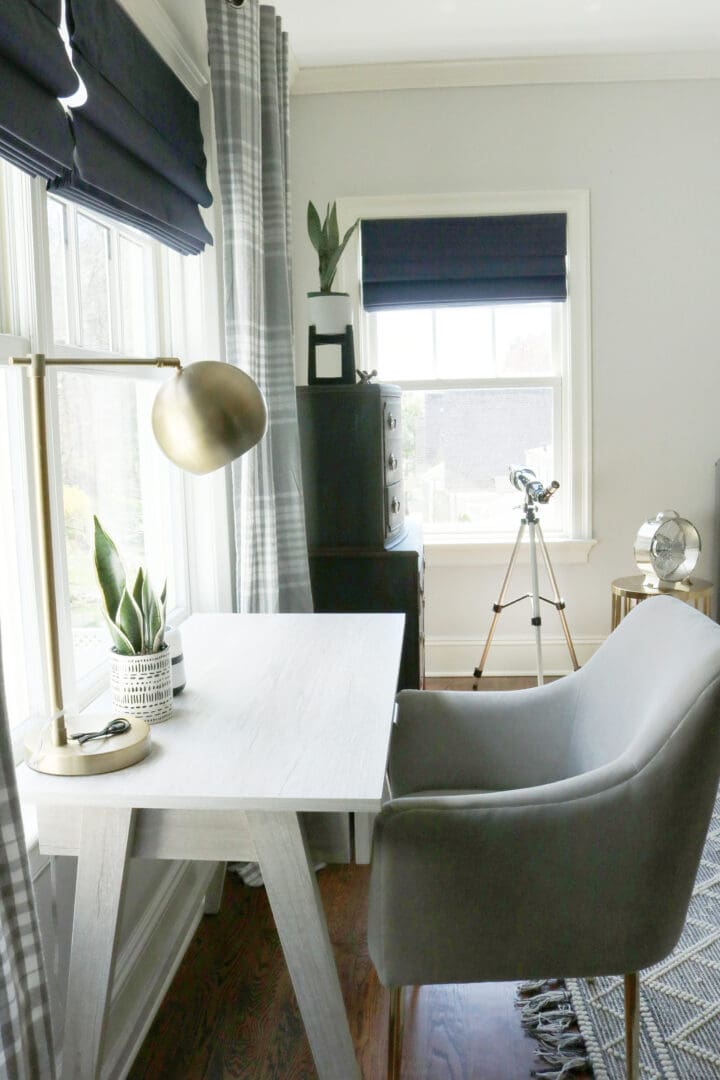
[27,354,67,747]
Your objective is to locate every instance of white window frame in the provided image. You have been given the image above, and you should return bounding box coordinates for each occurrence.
[44,194,194,710]
[0,162,233,760]
[335,190,594,565]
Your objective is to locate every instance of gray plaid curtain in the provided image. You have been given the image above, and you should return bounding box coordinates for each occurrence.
[206,0,312,614]
[0,633,55,1079]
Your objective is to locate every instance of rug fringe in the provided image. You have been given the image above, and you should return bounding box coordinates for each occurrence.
[536,1031,587,1051]
[531,1055,590,1079]
[517,989,571,1018]
[517,981,593,1078]
[519,978,561,994]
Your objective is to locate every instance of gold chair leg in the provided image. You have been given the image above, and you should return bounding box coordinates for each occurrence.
[624,972,640,1080]
[388,985,404,1080]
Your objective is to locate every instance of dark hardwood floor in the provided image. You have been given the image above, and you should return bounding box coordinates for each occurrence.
[129,866,546,1080]
[128,676,583,1080]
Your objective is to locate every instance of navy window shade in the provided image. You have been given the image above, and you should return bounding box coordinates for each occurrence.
[0,0,77,179]
[361,214,567,311]
[49,0,213,255]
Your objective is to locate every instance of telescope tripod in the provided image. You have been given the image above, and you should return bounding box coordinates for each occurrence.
[472,500,579,688]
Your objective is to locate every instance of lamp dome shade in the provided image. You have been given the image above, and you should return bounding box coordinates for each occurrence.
[152,361,267,475]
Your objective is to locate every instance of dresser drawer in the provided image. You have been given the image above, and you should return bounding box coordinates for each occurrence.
[386,480,404,538]
[297,383,404,550]
[383,399,401,440]
[385,438,402,486]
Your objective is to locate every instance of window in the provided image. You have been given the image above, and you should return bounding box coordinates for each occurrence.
[369,301,564,536]
[48,199,190,696]
[0,158,204,748]
[336,192,592,547]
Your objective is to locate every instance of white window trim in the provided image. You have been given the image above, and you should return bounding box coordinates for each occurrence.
[39,190,193,711]
[335,190,594,564]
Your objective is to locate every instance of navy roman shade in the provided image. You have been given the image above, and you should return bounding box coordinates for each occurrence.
[50,0,213,255]
[361,213,567,311]
[0,0,77,179]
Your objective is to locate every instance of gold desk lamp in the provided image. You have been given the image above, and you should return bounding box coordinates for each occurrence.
[8,353,267,777]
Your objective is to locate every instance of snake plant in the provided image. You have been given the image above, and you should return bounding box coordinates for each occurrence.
[307,201,358,294]
[93,516,167,656]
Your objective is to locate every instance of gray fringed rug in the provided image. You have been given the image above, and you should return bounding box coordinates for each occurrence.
[568,793,720,1079]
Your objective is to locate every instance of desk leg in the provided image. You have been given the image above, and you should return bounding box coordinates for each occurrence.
[61,807,135,1080]
[247,810,360,1080]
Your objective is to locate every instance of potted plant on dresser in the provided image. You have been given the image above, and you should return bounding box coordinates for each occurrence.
[306,200,358,334]
[94,516,173,725]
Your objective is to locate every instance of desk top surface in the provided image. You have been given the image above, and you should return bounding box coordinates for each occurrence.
[17,612,404,813]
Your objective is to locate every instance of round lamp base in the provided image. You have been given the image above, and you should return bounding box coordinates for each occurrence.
[25,715,151,776]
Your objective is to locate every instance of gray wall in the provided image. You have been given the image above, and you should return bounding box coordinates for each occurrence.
[290,77,720,669]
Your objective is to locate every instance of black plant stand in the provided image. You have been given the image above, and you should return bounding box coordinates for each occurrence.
[307,324,355,384]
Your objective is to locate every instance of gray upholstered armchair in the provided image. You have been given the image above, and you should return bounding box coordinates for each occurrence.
[368,596,720,1079]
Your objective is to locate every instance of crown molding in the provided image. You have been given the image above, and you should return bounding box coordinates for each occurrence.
[118,0,209,97]
[291,50,720,96]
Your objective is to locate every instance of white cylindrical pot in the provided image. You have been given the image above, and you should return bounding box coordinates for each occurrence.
[110,647,173,725]
[307,292,353,335]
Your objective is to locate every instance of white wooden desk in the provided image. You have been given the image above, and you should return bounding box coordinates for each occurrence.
[18,612,404,1080]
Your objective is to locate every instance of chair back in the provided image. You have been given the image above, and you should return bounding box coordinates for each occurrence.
[567,596,720,778]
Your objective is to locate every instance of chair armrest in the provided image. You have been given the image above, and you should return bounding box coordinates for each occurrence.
[369,761,700,987]
[388,677,581,797]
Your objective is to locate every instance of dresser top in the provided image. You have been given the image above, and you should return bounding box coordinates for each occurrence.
[297,382,400,397]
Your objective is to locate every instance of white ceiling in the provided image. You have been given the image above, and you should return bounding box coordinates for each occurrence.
[276,0,720,68]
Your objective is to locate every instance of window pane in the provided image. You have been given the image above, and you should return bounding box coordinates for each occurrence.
[375,302,559,381]
[0,160,29,336]
[57,371,182,682]
[374,308,434,380]
[495,302,555,375]
[119,237,149,355]
[47,198,69,343]
[167,250,204,359]
[77,213,111,349]
[402,387,561,533]
[435,306,494,377]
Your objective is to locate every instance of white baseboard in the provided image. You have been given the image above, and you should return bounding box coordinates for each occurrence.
[426,633,604,677]
[103,860,218,1080]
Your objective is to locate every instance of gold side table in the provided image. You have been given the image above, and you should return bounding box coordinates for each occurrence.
[611,575,714,630]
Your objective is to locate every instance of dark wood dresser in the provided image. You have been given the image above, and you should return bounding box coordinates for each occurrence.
[297,384,424,689]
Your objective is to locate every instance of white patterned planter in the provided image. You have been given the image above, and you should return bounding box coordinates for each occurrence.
[110,647,173,725]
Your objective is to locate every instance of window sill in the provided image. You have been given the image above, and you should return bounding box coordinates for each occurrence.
[424,536,597,568]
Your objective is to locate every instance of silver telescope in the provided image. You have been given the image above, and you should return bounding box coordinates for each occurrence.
[472,465,578,690]
[508,465,559,505]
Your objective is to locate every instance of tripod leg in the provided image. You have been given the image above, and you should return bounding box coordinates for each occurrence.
[528,521,544,686]
[536,523,580,672]
[472,522,526,689]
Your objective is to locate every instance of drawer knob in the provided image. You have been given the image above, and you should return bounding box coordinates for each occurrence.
[388,453,398,471]
[387,413,397,430]
[391,496,401,513]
